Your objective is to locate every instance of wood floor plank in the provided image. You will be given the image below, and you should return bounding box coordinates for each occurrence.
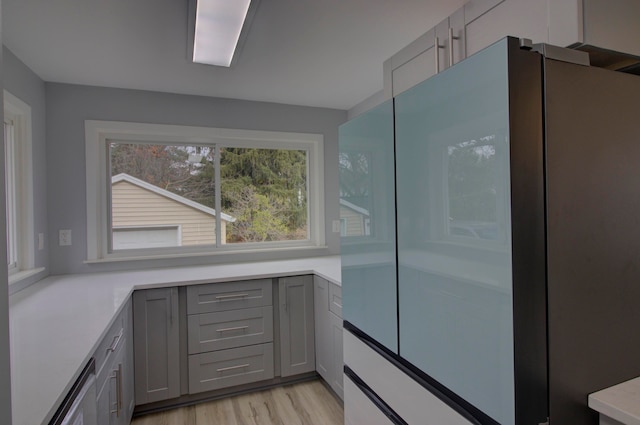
[269,386,304,425]
[295,381,344,425]
[132,379,343,425]
[196,397,238,425]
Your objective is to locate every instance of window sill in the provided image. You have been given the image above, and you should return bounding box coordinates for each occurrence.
[84,245,330,265]
[9,267,45,284]
[9,267,47,295]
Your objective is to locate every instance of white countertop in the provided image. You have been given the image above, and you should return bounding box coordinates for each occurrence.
[589,376,640,425]
[9,256,341,425]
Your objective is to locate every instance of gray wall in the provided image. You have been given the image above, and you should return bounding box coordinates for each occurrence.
[0,3,14,423]
[3,46,49,291]
[46,83,346,274]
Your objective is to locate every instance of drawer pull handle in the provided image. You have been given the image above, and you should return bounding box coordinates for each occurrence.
[217,363,250,373]
[334,302,343,309]
[106,330,123,353]
[217,325,249,333]
[215,293,249,300]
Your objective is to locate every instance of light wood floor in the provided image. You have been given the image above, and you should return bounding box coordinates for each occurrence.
[131,380,344,425]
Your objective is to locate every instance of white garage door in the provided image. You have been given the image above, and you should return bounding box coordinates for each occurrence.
[112,226,180,250]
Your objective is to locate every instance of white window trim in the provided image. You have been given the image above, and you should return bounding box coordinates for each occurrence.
[4,90,36,280]
[85,120,325,262]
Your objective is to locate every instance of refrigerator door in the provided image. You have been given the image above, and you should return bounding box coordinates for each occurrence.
[339,100,398,353]
[545,58,640,425]
[395,38,515,424]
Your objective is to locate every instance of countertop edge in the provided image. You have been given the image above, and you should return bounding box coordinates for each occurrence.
[588,377,640,425]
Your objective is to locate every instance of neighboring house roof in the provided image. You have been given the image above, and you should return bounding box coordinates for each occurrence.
[339,198,370,217]
[112,173,236,222]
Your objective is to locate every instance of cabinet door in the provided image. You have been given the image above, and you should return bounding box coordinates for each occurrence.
[96,374,111,425]
[133,287,180,404]
[329,311,344,400]
[113,350,125,425]
[313,276,331,382]
[383,29,437,98]
[96,343,125,425]
[464,0,546,56]
[121,305,135,422]
[279,276,315,377]
[395,38,516,425]
[339,100,398,354]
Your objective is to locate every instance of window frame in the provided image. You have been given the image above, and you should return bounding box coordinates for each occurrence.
[4,90,36,280]
[85,120,325,262]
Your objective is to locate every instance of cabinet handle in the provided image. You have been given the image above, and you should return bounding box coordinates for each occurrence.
[217,325,249,333]
[448,27,460,67]
[106,330,123,353]
[109,371,119,417]
[117,364,123,413]
[434,36,445,74]
[217,363,250,373]
[216,293,249,300]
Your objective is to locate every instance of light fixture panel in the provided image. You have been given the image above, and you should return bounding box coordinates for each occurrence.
[193,0,251,67]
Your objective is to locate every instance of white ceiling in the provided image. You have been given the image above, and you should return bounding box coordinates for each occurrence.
[2,0,465,110]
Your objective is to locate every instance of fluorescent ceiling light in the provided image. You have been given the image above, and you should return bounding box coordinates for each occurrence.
[193,0,251,67]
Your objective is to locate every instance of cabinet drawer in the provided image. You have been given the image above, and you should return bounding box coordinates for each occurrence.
[188,343,274,394]
[187,279,272,314]
[188,306,274,354]
[344,377,397,425]
[329,284,343,318]
[94,307,126,388]
[344,331,473,425]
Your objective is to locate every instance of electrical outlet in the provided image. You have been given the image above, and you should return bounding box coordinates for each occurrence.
[332,220,341,233]
[59,229,72,246]
[38,233,45,250]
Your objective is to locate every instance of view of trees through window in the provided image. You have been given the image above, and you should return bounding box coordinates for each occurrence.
[446,135,500,241]
[109,142,308,248]
[338,151,373,238]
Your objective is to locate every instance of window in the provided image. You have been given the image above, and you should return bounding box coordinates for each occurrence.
[4,91,35,280]
[86,121,324,261]
[431,127,510,249]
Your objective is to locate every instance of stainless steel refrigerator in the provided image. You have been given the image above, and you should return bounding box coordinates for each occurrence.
[339,36,640,425]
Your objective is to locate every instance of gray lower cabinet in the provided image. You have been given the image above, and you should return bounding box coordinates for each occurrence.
[329,310,344,399]
[188,343,275,393]
[131,276,318,405]
[279,275,315,377]
[187,306,274,354]
[96,301,134,425]
[186,279,275,395]
[314,276,331,382]
[122,305,135,421]
[314,276,344,399]
[133,287,180,405]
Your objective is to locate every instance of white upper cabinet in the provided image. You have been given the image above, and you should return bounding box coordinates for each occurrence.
[384,16,461,98]
[549,0,640,59]
[384,0,640,99]
[464,0,547,56]
[466,0,640,58]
